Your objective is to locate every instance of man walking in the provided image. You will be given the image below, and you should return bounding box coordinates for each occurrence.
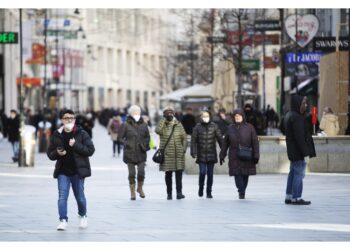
[47,109,95,230]
[284,95,316,205]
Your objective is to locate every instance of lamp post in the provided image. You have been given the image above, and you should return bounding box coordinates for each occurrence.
[18,8,26,167]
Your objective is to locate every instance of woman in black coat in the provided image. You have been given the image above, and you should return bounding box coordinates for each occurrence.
[219,109,259,199]
[191,110,222,198]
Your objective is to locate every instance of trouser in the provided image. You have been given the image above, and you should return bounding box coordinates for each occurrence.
[113,140,122,155]
[165,170,183,195]
[11,141,19,159]
[57,174,86,221]
[286,160,306,200]
[127,162,146,185]
[198,163,214,194]
[234,175,249,194]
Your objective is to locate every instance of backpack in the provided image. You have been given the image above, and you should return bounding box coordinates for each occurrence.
[111,119,120,133]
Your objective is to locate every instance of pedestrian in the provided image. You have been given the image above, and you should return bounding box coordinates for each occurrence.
[156,107,187,200]
[181,106,196,135]
[213,108,232,136]
[7,109,20,162]
[320,107,340,136]
[0,109,8,139]
[191,110,222,198]
[284,95,316,205]
[118,105,150,200]
[47,109,95,230]
[219,109,259,199]
[107,113,122,157]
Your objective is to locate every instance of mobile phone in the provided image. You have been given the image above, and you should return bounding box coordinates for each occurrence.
[57,147,64,151]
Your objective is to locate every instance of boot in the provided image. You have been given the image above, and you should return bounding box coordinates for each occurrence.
[136,181,145,198]
[130,184,136,200]
[176,192,185,199]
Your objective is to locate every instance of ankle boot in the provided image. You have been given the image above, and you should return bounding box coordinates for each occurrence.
[176,192,185,199]
[136,181,145,198]
[130,184,136,200]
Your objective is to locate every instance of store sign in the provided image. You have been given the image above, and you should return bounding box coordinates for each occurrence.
[242,59,260,71]
[313,37,349,51]
[0,32,18,44]
[255,20,281,31]
[227,32,279,46]
[285,52,323,64]
[285,14,319,48]
[44,19,71,29]
[207,36,227,43]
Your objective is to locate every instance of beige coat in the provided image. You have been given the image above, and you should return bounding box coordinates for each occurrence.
[320,113,340,136]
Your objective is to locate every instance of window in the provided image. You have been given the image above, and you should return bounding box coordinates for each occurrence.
[127,90,132,105]
[135,90,140,105]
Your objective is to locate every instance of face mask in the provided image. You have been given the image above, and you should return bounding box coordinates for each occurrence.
[133,115,141,122]
[166,115,174,122]
[64,123,75,131]
[202,117,210,123]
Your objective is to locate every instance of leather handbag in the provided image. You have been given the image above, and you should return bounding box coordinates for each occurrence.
[152,125,176,164]
[237,144,253,161]
[236,127,253,162]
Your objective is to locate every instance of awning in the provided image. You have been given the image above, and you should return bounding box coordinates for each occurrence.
[16,77,42,87]
[160,84,213,102]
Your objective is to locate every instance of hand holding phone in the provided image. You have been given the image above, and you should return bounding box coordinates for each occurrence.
[57,147,66,156]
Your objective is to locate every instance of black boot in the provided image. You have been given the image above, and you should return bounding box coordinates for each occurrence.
[198,187,204,197]
[239,193,245,199]
[176,192,185,199]
[167,194,172,200]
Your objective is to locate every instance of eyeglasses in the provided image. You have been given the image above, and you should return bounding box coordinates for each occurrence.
[62,117,75,121]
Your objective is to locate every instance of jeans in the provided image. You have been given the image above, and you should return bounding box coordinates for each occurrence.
[11,141,19,159]
[165,170,183,195]
[234,175,249,194]
[113,140,121,155]
[286,160,306,200]
[57,175,86,221]
[198,163,214,194]
[127,162,145,184]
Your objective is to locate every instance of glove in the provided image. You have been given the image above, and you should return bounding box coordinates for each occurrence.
[253,158,259,164]
[220,158,225,165]
[191,154,196,159]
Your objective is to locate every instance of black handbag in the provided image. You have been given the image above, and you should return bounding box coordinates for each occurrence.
[237,144,253,162]
[236,127,253,162]
[152,125,176,164]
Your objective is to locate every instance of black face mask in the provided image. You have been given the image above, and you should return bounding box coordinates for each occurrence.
[166,115,174,121]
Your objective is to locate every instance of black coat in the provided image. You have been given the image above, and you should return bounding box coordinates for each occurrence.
[47,126,95,178]
[220,109,259,176]
[213,115,232,136]
[118,116,150,164]
[191,122,222,164]
[284,95,316,161]
[7,116,20,142]
[181,114,196,135]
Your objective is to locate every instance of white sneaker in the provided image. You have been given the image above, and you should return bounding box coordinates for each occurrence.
[79,215,88,229]
[57,219,68,231]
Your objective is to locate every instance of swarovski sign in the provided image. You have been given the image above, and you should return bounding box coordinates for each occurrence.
[313,37,349,51]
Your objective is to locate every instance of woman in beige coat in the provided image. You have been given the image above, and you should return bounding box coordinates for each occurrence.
[320,107,340,136]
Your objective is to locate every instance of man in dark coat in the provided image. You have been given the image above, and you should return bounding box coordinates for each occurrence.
[47,109,95,230]
[284,95,316,205]
[118,105,150,200]
[7,110,20,162]
[181,107,196,135]
[219,109,259,199]
[213,108,232,136]
[191,110,222,198]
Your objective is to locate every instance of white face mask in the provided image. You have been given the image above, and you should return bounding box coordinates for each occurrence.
[202,117,210,123]
[64,123,75,131]
[133,115,141,122]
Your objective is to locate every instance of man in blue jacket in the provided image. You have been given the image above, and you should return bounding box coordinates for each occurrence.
[284,95,316,205]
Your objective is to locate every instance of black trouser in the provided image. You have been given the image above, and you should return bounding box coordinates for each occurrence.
[165,170,183,195]
[234,175,249,194]
[113,140,121,155]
